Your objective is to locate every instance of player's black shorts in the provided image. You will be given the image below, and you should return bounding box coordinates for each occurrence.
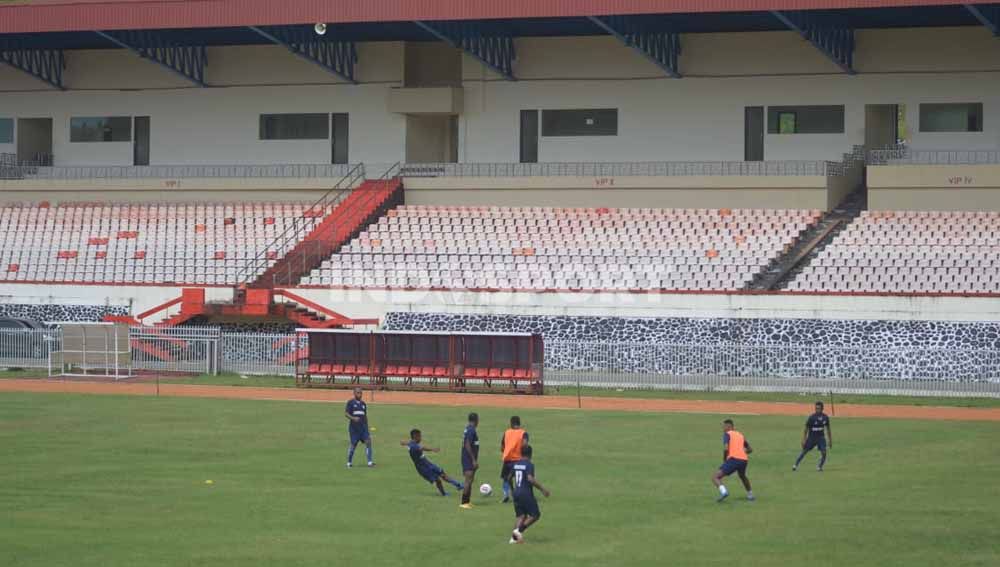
[513,495,540,519]
[462,455,477,473]
[501,461,514,481]
[804,435,827,452]
[719,458,748,477]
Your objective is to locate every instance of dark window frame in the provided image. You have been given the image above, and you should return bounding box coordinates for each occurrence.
[70,116,132,143]
[331,113,349,164]
[259,113,330,141]
[0,118,12,144]
[541,108,618,137]
[918,103,983,133]
[767,105,844,134]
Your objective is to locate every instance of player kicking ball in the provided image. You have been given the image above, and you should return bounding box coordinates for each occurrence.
[509,445,550,544]
[793,401,833,472]
[712,419,754,502]
[401,429,464,496]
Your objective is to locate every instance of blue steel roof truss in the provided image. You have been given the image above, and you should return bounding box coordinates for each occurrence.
[248,25,358,84]
[964,4,1000,36]
[413,20,516,81]
[588,15,681,78]
[771,10,855,74]
[0,43,65,89]
[95,30,207,87]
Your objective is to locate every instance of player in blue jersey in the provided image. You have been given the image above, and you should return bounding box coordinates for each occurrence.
[793,401,833,472]
[344,388,374,468]
[401,429,464,496]
[500,416,529,503]
[509,445,550,544]
[460,413,480,509]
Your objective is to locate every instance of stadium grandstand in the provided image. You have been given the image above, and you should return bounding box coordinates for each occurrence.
[1,0,1000,392]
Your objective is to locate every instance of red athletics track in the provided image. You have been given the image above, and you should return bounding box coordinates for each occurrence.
[1,379,998,422]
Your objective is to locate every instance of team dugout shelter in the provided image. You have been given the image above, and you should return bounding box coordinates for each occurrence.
[298,329,544,394]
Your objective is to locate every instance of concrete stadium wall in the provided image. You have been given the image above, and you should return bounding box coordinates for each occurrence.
[0,284,233,323]
[0,177,353,203]
[868,165,1000,211]
[0,43,407,166]
[2,283,999,325]
[460,27,1000,164]
[1,28,999,168]
[288,287,1000,324]
[402,175,830,209]
[0,283,233,324]
[826,166,863,209]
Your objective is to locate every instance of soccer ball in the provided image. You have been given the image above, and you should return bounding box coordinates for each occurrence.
[479,483,493,496]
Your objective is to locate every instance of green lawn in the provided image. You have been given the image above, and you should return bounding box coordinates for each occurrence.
[2,392,998,567]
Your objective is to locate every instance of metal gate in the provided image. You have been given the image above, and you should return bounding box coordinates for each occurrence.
[130,327,221,375]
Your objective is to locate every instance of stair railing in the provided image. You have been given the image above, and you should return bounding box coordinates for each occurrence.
[235,162,366,286]
[270,162,402,288]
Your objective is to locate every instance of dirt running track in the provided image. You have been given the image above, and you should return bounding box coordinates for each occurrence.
[1,379,999,422]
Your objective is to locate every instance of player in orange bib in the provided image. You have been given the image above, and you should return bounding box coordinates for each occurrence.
[500,416,529,503]
[712,419,754,502]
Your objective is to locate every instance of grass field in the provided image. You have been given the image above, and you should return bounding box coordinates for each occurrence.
[3,391,999,566]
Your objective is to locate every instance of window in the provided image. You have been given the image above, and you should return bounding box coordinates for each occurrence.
[541,109,618,137]
[71,117,131,142]
[919,103,983,133]
[0,119,12,144]
[259,113,329,140]
[331,113,349,164]
[767,106,844,134]
[777,112,796,134]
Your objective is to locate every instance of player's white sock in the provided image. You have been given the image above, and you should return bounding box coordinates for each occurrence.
[719,485,728,496]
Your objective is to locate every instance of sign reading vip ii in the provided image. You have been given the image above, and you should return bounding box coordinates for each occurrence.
[594,177,616,187]
[948,176,974,185]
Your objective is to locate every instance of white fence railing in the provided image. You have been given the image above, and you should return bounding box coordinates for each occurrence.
[1,159,853,181]
[0,162,359,181]
[396,160,846,178]
[130,327,222,375]
[0,329,55,369]
[544,341,1000,397]
[867,148,1000,166]
[219,332,300,377]
[2,329,998,397]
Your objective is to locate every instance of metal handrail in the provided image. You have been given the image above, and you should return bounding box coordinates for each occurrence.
[0,162,360,181]
[0,159,855,181]
[269,162,402,287]
[236,163,366,285]
[396,160,845,177]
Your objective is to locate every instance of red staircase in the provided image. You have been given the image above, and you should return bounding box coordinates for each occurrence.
[102,172,401,333]
[104,288,207,328]
[270,288,378,329]
[251,178,403,288]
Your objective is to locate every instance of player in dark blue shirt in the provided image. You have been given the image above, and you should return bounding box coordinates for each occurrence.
[793,401,833,472]
[509,445,550,544]
[344,388,374,468]
[400,429,464,496]
[460,413,480,509]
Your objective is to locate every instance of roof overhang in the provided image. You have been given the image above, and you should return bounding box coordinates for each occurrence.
[0,0,995,35]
